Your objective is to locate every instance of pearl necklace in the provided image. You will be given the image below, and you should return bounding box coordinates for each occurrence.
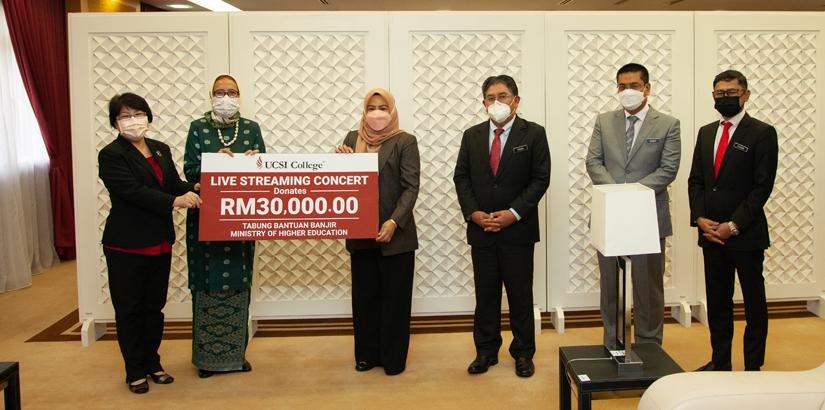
[219,122,239,147]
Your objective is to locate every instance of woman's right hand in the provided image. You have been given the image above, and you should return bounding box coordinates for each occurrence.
[174,191,202,209]
[334,145,354,154]
[218,148,234,157]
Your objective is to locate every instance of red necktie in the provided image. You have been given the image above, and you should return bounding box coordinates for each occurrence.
[491,128,503,176]
[714,121,732,177]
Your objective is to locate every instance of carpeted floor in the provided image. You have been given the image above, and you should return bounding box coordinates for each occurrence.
[4,261,825,410]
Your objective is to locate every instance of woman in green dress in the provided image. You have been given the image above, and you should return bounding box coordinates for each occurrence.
[183,74,265,378]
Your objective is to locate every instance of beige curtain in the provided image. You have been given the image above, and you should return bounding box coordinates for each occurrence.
[0,1,59,293]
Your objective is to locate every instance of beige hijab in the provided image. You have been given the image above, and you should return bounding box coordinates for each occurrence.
[356,88,404,153]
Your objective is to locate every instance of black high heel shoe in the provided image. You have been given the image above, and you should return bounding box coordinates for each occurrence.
[198,369,215,378]
[149,372,175,384]
[127,379,149,394]
[240,361,252,372]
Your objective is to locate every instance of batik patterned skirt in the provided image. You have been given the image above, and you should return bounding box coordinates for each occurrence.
[191,289,249,371]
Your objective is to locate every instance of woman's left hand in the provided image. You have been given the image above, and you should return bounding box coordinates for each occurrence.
[376,220,396,243]
[194,183,201,191]
[244,150,259,156]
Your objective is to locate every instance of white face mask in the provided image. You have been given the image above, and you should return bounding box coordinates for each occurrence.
[618,89,646,111]
[118,117,149,141]
[212,96,240,118]
[486,99,514,124]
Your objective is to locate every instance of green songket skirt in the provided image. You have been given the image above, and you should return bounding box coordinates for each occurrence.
[191,289,250,371]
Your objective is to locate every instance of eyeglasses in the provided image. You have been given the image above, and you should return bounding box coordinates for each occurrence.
[117,112,146,121]
[618,84,645,92]
[485,94,513,104]
[213,90,239,98]
[712,89,745,98]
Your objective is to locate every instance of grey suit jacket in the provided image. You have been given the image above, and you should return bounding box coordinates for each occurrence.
[586,106,681,238]
[343,131,420,256]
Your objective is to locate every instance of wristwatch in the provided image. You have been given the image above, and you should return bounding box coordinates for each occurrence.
[728,221,740,236]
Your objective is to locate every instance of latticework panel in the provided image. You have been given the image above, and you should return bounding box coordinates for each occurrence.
[91,34,209,304]
[566,32,675,293]
[717,32,817,285]
[251,33,365,300]
[411,33,523,297]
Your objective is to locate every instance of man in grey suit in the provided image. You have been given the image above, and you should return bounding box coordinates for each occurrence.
[586,63,681,347]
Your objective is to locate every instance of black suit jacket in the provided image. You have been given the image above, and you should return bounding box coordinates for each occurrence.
[454,116,551,247]
[343,131,420,256]
[687,113,778,251]
[98,136,196,248]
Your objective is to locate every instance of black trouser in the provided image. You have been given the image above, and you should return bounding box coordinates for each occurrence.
[104,248,171,382]
[471,243,536,359]
[702,245,768,370]
[351,249,415,375]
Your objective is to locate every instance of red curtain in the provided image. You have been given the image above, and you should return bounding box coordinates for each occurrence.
[3,0,75,260]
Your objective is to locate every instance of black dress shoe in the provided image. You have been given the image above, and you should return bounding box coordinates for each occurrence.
[241,361,252,372]
[198,369,215,378]
[515,357,535,377]
[467,356,498,374]
[694,361,732,371]
[127,379,149,394]
[355,361,375,372]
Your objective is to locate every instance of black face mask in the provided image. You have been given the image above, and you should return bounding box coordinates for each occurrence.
[714,96,742,118]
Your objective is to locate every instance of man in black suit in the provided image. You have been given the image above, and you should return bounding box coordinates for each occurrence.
[454,75,551,378]
[688,70,778,372]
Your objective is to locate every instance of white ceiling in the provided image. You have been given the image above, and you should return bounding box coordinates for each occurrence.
[142,0,825,12]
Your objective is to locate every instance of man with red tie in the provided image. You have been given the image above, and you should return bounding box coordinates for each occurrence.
[454,75,551,377]
[688,70,778,372]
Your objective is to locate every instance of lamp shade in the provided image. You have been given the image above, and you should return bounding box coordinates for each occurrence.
[590,183,660,257]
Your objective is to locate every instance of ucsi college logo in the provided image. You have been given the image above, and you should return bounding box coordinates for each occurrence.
[256,159,290,170]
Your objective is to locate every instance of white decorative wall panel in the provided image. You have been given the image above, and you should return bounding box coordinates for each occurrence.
[72,13,229,321]
[90,34,209,304]
[565,32,675,293]
[250,33,365,301]
[74,12,824,326]
[411,33,523,298]
[716,32,817,285]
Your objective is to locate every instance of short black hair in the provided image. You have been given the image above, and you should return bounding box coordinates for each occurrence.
[713,69,748,90]
[616,63,649,85]
[108,93,153,128]
[481,75,519,98]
